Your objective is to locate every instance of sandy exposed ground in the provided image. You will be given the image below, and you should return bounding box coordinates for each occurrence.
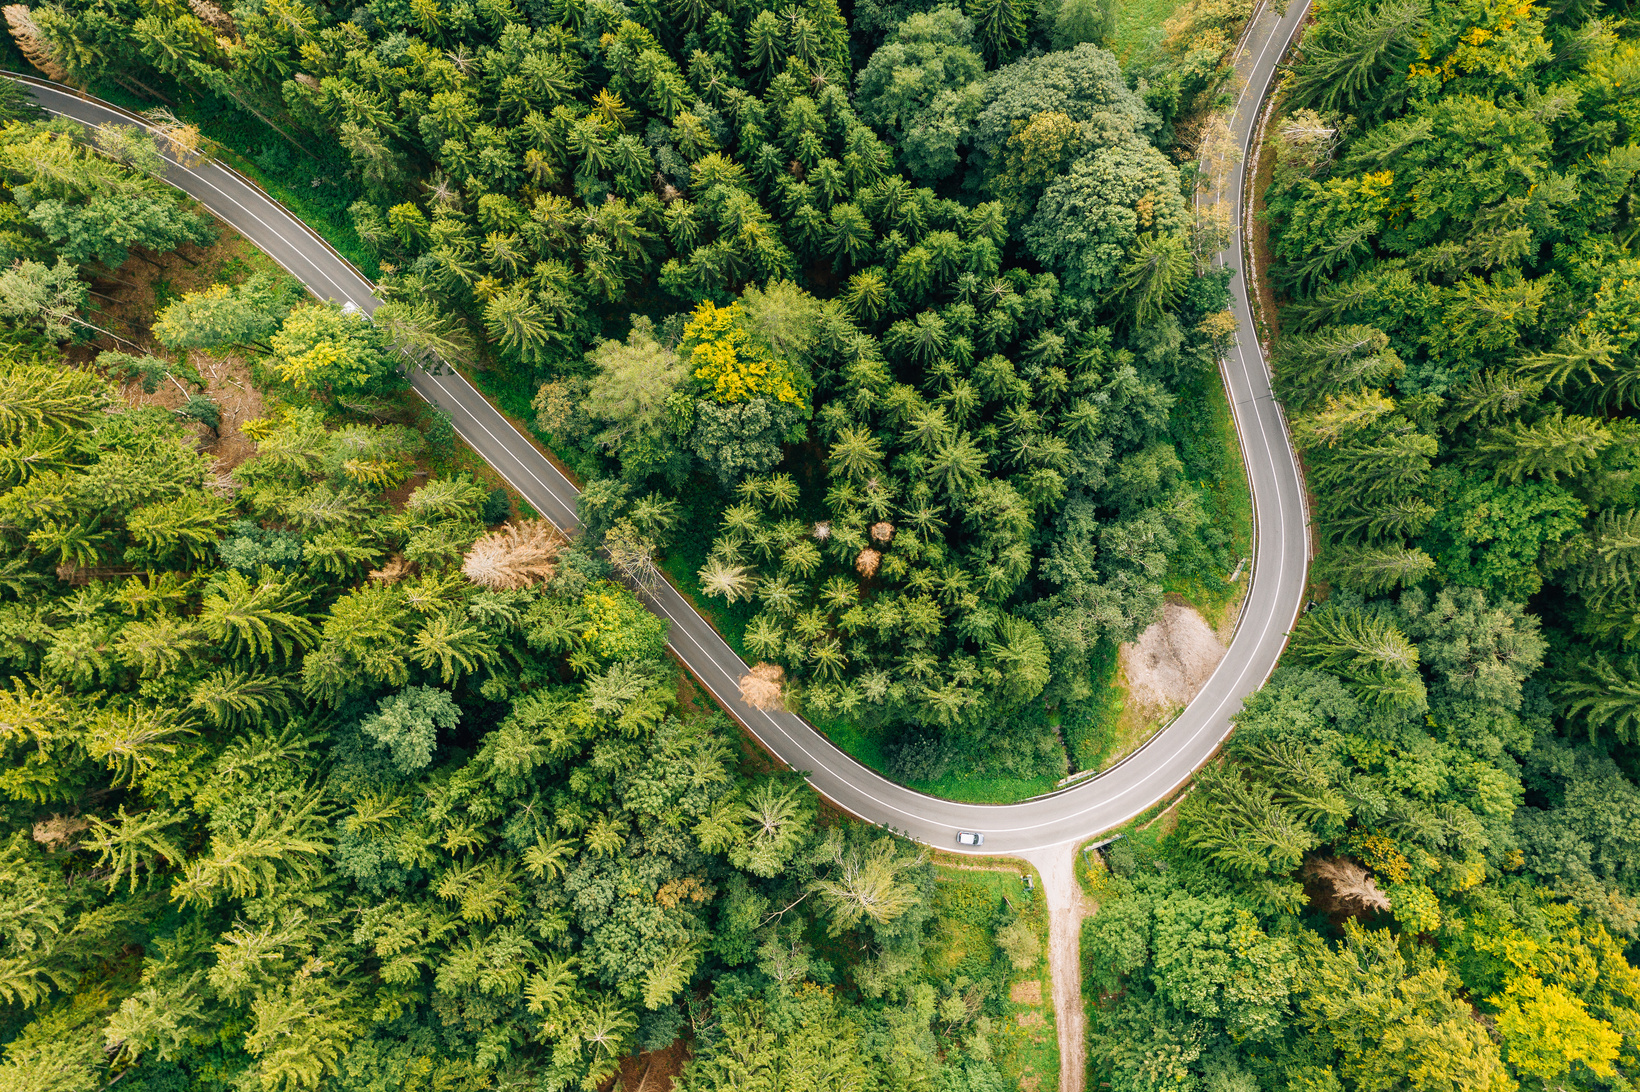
[122,351,264,474]
[1119,600,1228,714]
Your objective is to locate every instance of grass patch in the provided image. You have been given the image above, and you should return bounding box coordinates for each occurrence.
[1073,795,1187,898]
[1111,0,1187,65]
[1167,368,1254,633]
[1100,679,1173,773]
[807,713,1062,803]
[930,864,1057,1092]
[1064,639,1125,772]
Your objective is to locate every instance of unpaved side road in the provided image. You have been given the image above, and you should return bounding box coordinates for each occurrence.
[1021,844,1085,1092]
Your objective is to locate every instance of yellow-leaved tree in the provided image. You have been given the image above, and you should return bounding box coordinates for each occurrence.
[677,295,814,486]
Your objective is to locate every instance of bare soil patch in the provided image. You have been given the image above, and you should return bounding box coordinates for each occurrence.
[1011,979,1043,1005]
[73,229,270,357]
[605,1039,689,1092]
[121,350,264,472]
[1119,599,1227,711]
[1098,600,1227,771]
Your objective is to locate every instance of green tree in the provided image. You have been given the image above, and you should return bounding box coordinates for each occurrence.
[966,0,1028,64]
[360,686,461,774]
[1024,141,1189,298]
[1493,976,1622,1085]
[268,303,399,401]
[679,989,877,1092]
[855,8,985,183]
[1051,0,1116,49]
[582,316,689,474]
[1425,476,1584,600]
[1289,601,1426,711]
[0,259,87,340]
[1295,922,1511,1092]
[198,567,319,663]
[1557,653,1640,744]
[809,832,925,934]
[1287,0,1428,117]
[1116,232,1193,325]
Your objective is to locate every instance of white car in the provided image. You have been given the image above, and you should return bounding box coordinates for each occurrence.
[957,831,984,847]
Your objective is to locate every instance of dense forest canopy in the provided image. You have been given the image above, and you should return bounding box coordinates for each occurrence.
[0,318,1034,1092]
[7,0,1248,784]
[0,0,1221,1084]
[7,0,1640,1088]
[0,139,1041,1089]
[1080,0,1640,1090]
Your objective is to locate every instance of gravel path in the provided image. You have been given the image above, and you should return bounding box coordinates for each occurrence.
[1021,845,1085,1092]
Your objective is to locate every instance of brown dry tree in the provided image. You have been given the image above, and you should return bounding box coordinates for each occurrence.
[739,663,786,711]
[4,5,68,80]
[462,520,564,590]
[1303,856,1390,915]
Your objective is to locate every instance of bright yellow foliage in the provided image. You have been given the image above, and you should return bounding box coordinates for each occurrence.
[1494,977,1622,1081]
[682,301,806,406]
[1407,0,1549,89]
[1348,831,1412,883]
[268,305,388,395]
[1389,881,1442,933]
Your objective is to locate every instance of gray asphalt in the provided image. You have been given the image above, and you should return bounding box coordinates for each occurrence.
[14,13,1309,855]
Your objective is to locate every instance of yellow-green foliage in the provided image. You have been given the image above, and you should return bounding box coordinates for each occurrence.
[682,301,808,406]
[579,580,668,662]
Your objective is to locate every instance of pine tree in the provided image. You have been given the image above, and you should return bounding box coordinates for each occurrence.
[733,781,808,877]
[1287,0,1427,116]
[1441,370,1544,427]
[198,567,319,663]
[126,492,235,566]
[966,0,1028,64]
[1557,653,1640,745]
[642,941,701,1010]
[700,557,757,603]
[85,805,188,892]
[809,833,924,933]
[1476,411,1611,484]
[1116,232,1193,326]
[85,705,196,788]
[462,520,564,590]
[1322,543,1436,593]
[410,610,493,684]
[172,790,330,907]
[1180,761,1318,877]
[1290,602,1426,710]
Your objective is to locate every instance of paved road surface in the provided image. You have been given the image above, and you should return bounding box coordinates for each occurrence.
[11,13,1308,855]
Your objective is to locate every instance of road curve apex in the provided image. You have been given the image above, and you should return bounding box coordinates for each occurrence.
[8,20,1311,853]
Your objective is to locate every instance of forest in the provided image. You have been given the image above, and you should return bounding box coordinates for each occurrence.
[1078,0,1640,1089]
[0,0,1203,1082]
[3,0,1640,1086]
[7,0,1254,788]
[0,123,1051,1090]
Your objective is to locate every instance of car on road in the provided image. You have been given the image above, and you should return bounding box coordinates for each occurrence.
[957,831,984,846]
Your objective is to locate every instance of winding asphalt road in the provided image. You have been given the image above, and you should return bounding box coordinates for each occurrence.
[11,5,1308,857]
